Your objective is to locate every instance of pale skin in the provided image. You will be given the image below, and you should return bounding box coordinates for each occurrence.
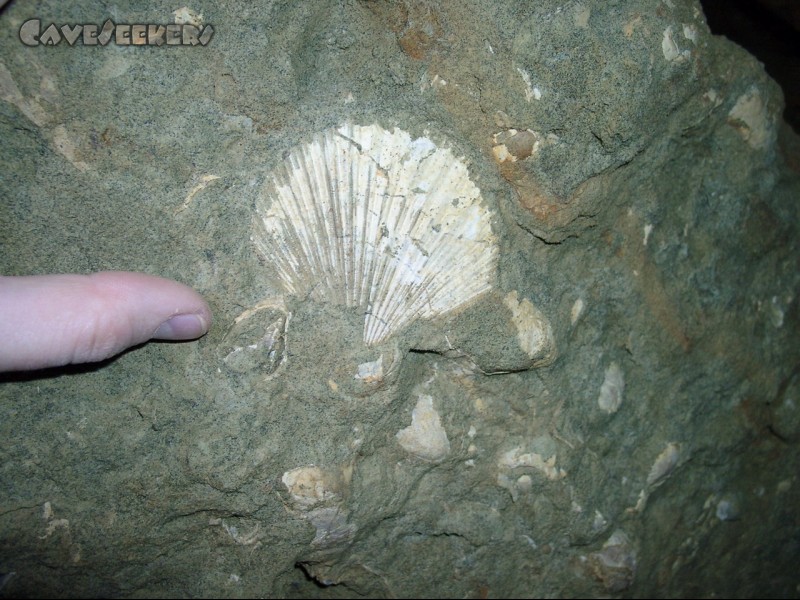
[0,272,211,373]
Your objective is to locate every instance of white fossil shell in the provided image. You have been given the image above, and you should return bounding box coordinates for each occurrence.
[254,123,498,346]
[646,441,681,486]
[597,362,625,414]
[282,466,339,510]
[503,290,555,364]
[396,394,451,462]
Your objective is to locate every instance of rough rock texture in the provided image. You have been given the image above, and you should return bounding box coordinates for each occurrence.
[1,0,798,597]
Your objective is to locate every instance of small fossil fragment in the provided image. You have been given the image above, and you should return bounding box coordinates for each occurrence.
[491,128,556,163]
[597,362,625,414]
[281,465,356,548]
[629,442,683,513]
[588,530,637,592]
[503,290,556,366]
[396,394,450,462]
[217,298,289,378]
[646,441,681,486]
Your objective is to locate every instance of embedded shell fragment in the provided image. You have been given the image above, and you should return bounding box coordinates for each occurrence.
[254,123,498,346]
[281,465,356,548]
[503,290,555,366]
[588,530,637,593]
[396,394,451,462]
[597,362,625,414]
[217,298,289,378]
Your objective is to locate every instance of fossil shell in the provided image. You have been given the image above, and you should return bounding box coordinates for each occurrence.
[282,466,340,510]
[281,465,356,547]
[588,530,637,592]
[503,290,555,365]
[217,298,289,378]
[646,441,680,486]
[396,394,450,462]
[597,362,624,414]
[254,123,497,346]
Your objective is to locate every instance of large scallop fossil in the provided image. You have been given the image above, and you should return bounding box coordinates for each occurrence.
[253,123,498,346]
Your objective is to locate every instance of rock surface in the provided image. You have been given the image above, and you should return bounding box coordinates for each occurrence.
[0,0,798,597]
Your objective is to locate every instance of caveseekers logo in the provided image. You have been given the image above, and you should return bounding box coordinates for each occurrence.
[19,18,214,47]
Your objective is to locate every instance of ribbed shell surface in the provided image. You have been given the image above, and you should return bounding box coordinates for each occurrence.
[254,123,497,346]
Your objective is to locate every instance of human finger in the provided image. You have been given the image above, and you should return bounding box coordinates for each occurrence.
[0,271,211,372]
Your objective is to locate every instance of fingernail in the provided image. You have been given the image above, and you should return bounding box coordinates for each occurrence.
[153,314,208,340]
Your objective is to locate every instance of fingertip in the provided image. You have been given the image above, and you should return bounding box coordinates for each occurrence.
[152,312,210,341]
[86,271,212,346]
[0,272,213,372]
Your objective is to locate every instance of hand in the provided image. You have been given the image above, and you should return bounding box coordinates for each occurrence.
[0,272,211,372]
